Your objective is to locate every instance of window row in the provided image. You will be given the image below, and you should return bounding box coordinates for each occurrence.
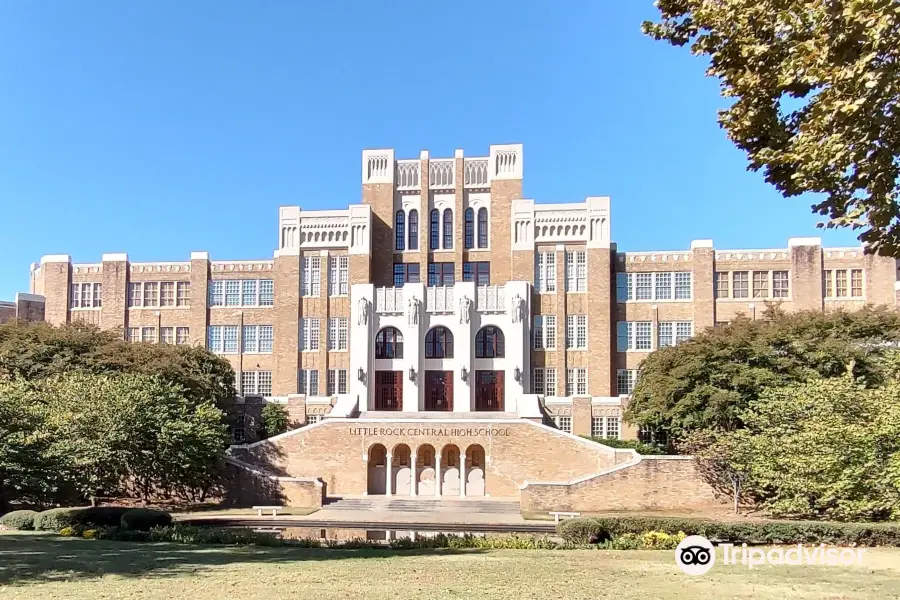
[531,367,588,396]
[550,415,572,433]
[617,321,693,351]
[616,272,692,302]
[240,371,272,396]
[535,251,588,293]
[591,416,621,440]
[296,368,350,396]
[617,369,637,395]
[824,269,864,299]
[298,318,349,351]
[129,281,192,308]
[534,315,587,350]
[393,261,491,287]
[126,326,189,345]
[374,326,505,359]
[207,325,273,354]
[208,279,272,307]
[394,207,490,251]
[70,282,102,309]
[715,270,789,299]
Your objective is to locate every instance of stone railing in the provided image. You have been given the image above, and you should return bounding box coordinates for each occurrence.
[375,287,404,314]
[477,285,506,313]
[464,158,489,187]
[396,160,420,191]
[429,159,455,189]
[426,286,455,313]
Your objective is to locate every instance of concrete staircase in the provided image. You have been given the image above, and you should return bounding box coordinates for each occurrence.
[324,497,521,515]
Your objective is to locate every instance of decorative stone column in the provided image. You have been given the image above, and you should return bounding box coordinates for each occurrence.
[385,452,393,497]
[459,451,467,498]
[410,448,417,497]
[435,451,441,497]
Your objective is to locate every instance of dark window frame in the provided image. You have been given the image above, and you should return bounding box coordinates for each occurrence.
[425,326,454,358]
[475,326,504,358]
[408,209,419,250]
[395,211,405,251]
[375,327,404,359]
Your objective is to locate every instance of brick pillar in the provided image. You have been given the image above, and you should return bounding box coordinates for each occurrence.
[318,250,330,393]
[40,255,71,326]
[274,253,300,396]
[100,253,128,332]
[453,149,465,281]
[418,151,430,280]
[189,252,210,347]
[555,245,568,397]
[488,144,524,283]
[14,293,45,322]
[864,252,897,307]
[361,149,396,287]
[788,237,824,311]
[690,240,715,333]
[587,246,615,397]
[286,394,306,428]
[572,397,591,437]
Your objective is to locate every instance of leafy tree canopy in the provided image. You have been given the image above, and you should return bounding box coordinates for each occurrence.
[625,307,900,440]
[644,1,900,255]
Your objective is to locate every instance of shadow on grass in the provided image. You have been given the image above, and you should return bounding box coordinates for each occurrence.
[0,533,486,585]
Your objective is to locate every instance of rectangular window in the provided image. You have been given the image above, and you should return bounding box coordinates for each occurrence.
[176,281,191,306]
[715,271,729,298]
[328,318,348,351]
[258,371,272,396]
[462,261,491,285]
[532,315,557,350]
[532,368,545,395]
[327,369,336,396]
[223,325,239,353]
[241,280,257,306]
[92,283,102,308]
[259,325,273,352]
[69,283,80,309]
[209,281,224,306]
[241,371,256,395]
[674,272,692,299]
[850,269,863,297]
[207,326,221,352]
[772,271,789,298]
[565,251,587,292]
[328,256,349,296]
[659,321,692,347]
[126,327,139,343]
[298,369,319,396]
[605,416,621,440]
[654,272,672,300]
[546,368,557,396]
[258,279,274,305]
[301,257,321,296]
[752,271,769,298]
[658,322,674,348]
[326,369,348,395]
[176,327,189,345]
[160,327,174,344]
[566,368,588,396]
[393,263,421,287]
[566,315,587,349]
[427,262,455,286]
[535,252,557,293]
[242,325,258,353]
[617,369,636,395]
[141,327,156,343]
[591,417,604,437]
[160,282,175,307]
[675,321,693,344]
[306,414,322,424]
[836,270,849,297]
[127,282,141,307]
[635,273,653,300]
[616,273,633,301]
[300,318,320,351]
[733,271,749,298]
[635,321,652,350]
[224,281,240,306]
[618,321,652,351]
[555,416,572,434]
[143,282,159,307]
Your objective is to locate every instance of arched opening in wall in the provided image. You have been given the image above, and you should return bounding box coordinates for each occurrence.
[441,444,461,496]
[430,209,440,250]
[367,444,387,495]
[416,444,437,496]
[464,208,474,249]
[395,211,406,251]
[443,208,453,249]
[475,326,504,358]
[465,444,486,496]
[392,444,412,495]
[408,209,419,250]
[425,326,453,358]
[477,207,488,248]
[375,327,403,359]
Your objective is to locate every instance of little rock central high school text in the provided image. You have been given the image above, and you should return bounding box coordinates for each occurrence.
[28,144,898,510]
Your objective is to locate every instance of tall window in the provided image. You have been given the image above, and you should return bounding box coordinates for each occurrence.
[566,368,588,396]
[566,315,587,349]
[375,327,403,359]
[329,256,349,296]
[327,369,348,395]
[658,321,692,347]
[430,209,440,250]
[299,318,320,351]
[328,317,348,351]
[535,252,556,293]
[301,257,321,296]
[616,271,691,301]
[427,263,455,286]
[752,271,769,298]
[395,210,406,251]
[533,315,557,349]
[242,325,273,353]
[463,261,490,285]
[475,326,504,358]
[732,271,749,298]
[70,282,102,308]
[425,327,454,358]
[714,272,729,298]
[393,263,420,287]
[824,269,863,298]
[241,371,272,396]
[565,251,587,292]
[443,209,453,249]
[772,271,789,298]
[464,208,475,249]
[298,369,319,396]
[477,208,488,248]
[617,369,637,395]
[207,325,239,354]
[617,321,652,351]
[408,209,419,250]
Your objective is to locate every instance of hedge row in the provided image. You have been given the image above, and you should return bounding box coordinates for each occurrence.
[558,517,900,547]
[0,510,39,531]
[24,507,173,532]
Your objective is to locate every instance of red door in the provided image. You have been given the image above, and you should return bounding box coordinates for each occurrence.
[374,371,402,410]
[425,371,453,411]
[475,370,504,411]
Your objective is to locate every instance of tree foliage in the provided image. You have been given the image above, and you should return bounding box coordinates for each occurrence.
[625,307,900,440]
[259,403,290,439]
[644,1,900,255]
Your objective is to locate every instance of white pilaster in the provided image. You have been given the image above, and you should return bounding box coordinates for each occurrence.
[410,448,417,497]
[459,451,467,498]
[350,284,375,412]
[434,451,441,497]
[454,281,476,412]
[402,282,424,412]
[385,453,393,497]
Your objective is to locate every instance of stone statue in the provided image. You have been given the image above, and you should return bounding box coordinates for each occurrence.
[408,296,420,326]
[357,297,369,326]
[511,293,525,323]
[459,294,472,324]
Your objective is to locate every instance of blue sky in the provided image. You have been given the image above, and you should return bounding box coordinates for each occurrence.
[0,1,861,300]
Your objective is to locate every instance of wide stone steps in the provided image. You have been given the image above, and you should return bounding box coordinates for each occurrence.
[324,497,520,515]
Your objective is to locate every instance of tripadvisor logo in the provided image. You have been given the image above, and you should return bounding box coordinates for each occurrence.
[675,535,716,575]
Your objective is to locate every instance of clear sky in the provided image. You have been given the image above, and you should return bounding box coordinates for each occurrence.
[0,1,862,300]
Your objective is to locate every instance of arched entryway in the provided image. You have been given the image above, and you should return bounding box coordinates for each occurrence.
[367,444,387,495]
[440,444,461,496]
[465,444,486,496]
[392,444,412,495]
[416,444,437,496]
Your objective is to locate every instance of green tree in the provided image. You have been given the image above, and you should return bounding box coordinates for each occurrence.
[644,1,900,255]
[626,307,900,442]
[259,403,290,439]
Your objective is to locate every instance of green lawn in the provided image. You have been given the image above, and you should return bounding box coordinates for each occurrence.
[1,532,899,599]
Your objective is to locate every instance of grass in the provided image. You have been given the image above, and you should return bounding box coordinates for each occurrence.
[173,507,320,518]
[1,531,899,599]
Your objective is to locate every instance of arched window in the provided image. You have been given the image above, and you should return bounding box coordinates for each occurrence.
[425,326,454,358]
[477,208,488,248]
[475,326,504,358]
[395,211,405,251]
[464,208,475,249]
[375,327,404,359]
[408,209,419,250]
[430,209,440,250]
[442,209,453,249]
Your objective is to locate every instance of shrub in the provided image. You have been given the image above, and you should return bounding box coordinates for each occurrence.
[82,529,97,539]
[582,436,669,455]
[120,509,172,531]
[0,510,38,531]
[59,526,77,537]
[558,517,900,547]
[34,506,134,531]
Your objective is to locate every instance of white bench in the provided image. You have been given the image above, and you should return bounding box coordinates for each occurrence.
[252,505,284,516]
[549,511,580,524]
